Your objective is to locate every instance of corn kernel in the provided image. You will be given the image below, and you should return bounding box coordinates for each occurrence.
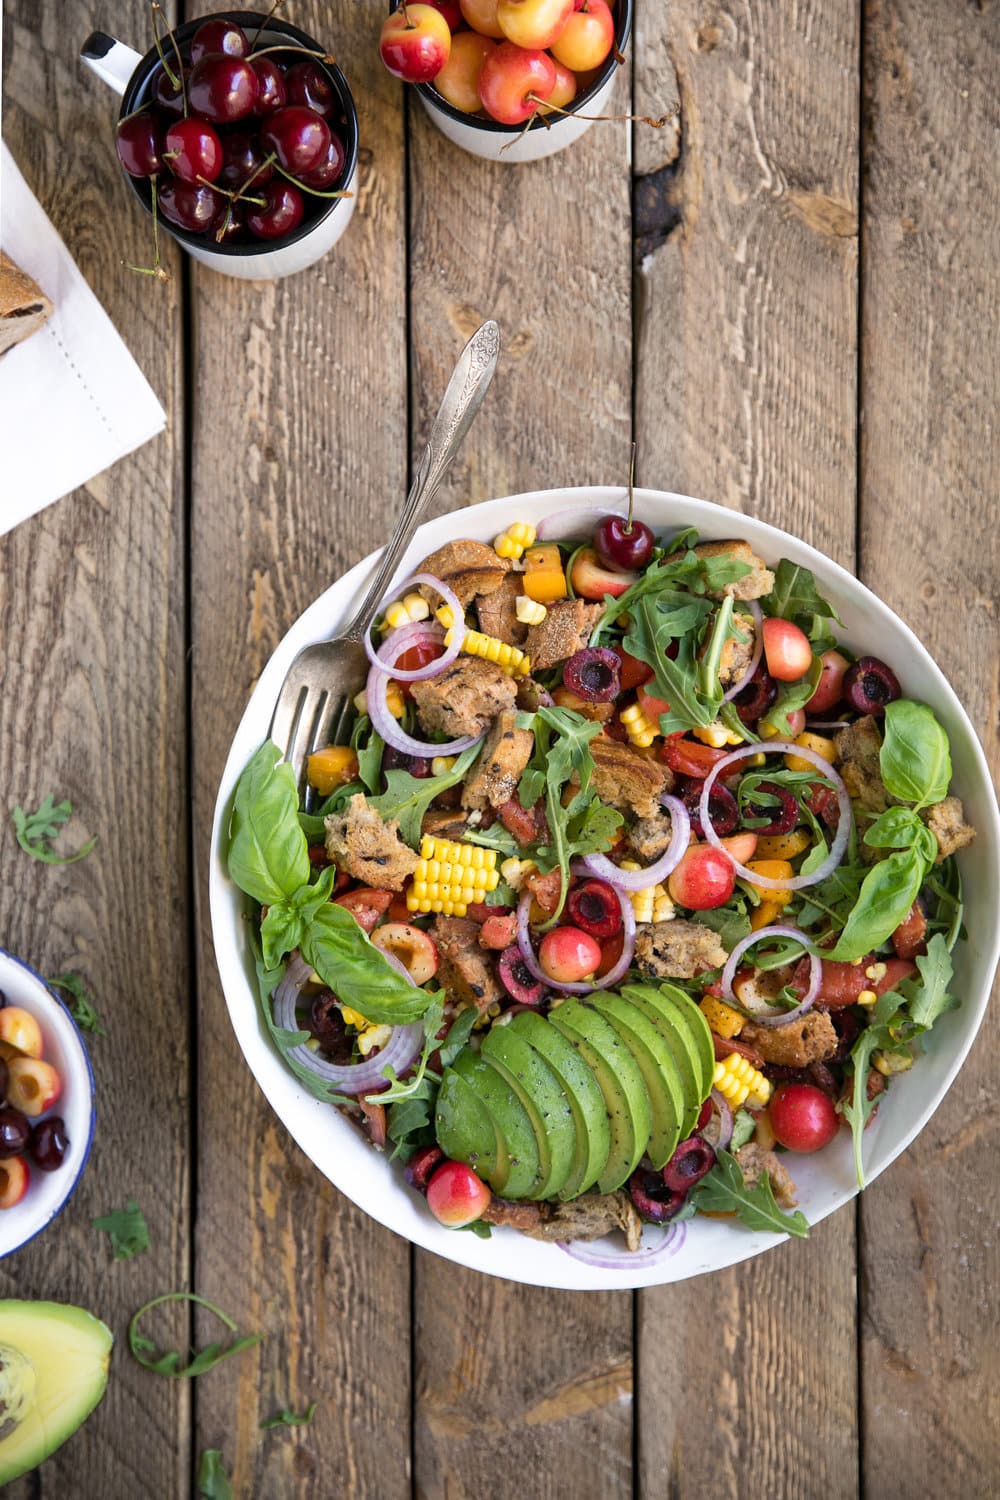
[306,745,358,796]
[693,721,744,748]
[522,544,568,603]
[442,622,531,678]
[515,594,547,626]
[620,702,658,748]
[872,1048,913,1076]
[744,860,795,909]
[431,755,456,776]
[857,989,878,1008]
[500,856,536,889]
[341,1006,368,1029]
[494,522,537,561]
[714,1052,772,1109]
[784,732,838,773]
[700,995,745,1039]
[652,887,675,923]
[385,680,405,718]
[357,1024,394,1057]
[754,828,812,861]
[407,837,500,916]
[865,962,887,983]
[384,592,430,629]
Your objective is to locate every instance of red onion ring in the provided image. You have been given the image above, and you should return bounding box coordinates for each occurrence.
[366,664,483,758]
[720,924,820,1026]
[516,880,636,993]
[805,719,852,732]
[363,572,467,681]
[581,795,690,891]
[271,953,424,1094]
[721,600,763,703]
[558,1219,687,1269]
[535,506,626,542]
[709,1088,734,1149]
[700,741,852,890]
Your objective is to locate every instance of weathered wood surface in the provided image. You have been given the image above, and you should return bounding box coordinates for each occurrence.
[632,3,861,1497]
[858,3,1000,1494]
[0,3,190,1497]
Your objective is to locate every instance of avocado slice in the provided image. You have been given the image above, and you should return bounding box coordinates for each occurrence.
[0,1301,113,1485]
[588,991,684,1169]
[507,1012,611,1200]
[480,1025,576,1199]
[436,1066,501,1183]
[550,1001,651,1193]
[656,983,716,1098]
[449,1047,539,1199]
[619,984,706,1138]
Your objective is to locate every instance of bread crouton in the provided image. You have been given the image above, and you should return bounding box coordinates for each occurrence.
[474,574,528,646]
[628,809,680,863]
[324,794,420,890]
[416,539,510,607]
[589,737,669,818]
[923,796,976,863]
[734,1143,798,1209]
[834,715,890,814]
[523,599,605,671]
[410,657,517,741]
[634,918,728,978]
[461,710,534,811]
[693,540,775,601]
[718,611,757,686]
[433,915,504,1011]
[519,1190,643,1250]
[740,1010,838,1068]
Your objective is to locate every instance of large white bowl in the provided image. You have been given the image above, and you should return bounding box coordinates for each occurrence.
[209,487,1000,1289]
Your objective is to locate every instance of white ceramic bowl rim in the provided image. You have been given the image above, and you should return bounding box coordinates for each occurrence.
[209,486,1000,1289]
[0,947,96,1259]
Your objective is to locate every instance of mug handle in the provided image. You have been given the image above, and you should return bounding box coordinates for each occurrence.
[80,32,143,98]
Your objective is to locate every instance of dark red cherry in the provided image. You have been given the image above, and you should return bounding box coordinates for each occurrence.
[0,1106,31,1155]
[628,1168,687,1224]
[188,55,259,123]
[661,1136,716,1191]
[218,130,275,189]
[298,132,346,189]
[116,111,164,177]
[594,514,655,570]
[284,60,336,118]
[189,18,249,64]
[163,116,223,183]
[562,647,620,703]
[260,105,330,175]
[150,64,190,116]
[30,1116,70,1171]
[843,656,901,716]
[565,880,622,940]
[158,178,224,233]
[214,201,247,245]
[250,55,288,115]
[246,181,304,240]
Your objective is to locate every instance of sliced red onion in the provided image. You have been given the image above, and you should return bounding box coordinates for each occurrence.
[721,600,763,703]
[536,506,625,542]
[700,741,852,890]
[516,881,636,993]
[581,795,690,892]
[720,924,821,1026]
[709,1089,734,1149]
[366,665,482,758]
[805,719,852,732]
[271,952,424,1094]
[558,1219,687,1268]
[363,572,467,681]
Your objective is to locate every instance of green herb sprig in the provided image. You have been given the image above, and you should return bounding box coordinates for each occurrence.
[11,795,97,865]
[129,1291,261,1378]
[93,1200,150,1260]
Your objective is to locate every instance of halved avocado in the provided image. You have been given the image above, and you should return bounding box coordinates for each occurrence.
[656,983,716,1097]
[619,984,705,1138]
[508,1011,611,1200]
[436,1066,501,1182]
[450,1047,539,1199]
[0,1301,113,1485]
[550,1001,651,1193]
[588,991,684,1169]
[480,1025,577,1199]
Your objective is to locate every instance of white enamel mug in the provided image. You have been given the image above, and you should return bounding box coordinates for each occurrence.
[80,11,358,280]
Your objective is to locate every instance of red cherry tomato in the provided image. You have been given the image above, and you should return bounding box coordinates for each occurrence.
[768,1083,839,1153]
[637,686,671,721]
[334,888,393,933]
[661,734,731,779]
[612,646,653,691]
[892,902,928,960]
[394,639,443,675]
[761,617,813,682]
[814,956,917,1009]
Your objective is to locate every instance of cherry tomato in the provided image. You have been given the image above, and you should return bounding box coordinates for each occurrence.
[813,956,917,1009]
[499,796,547,846]
[637,686,671,721]
[660,735,730,779]
[769,1083,839,1152]
[524,867,562,914]
[806,782,840,827]
[611,646,653,691]
[395,640,443,675]
[892,902,928,960]
[335,888,393,934]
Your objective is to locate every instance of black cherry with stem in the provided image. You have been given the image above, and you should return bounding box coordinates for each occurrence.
[213,152,276,243]
[150,1,186,113]
[125,174,170,282]
[594,443,655,570]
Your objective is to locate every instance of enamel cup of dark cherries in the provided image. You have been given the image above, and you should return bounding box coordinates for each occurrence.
[81,10,359,279]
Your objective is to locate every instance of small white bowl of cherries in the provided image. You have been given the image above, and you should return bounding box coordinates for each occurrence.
[0,950,95,1258]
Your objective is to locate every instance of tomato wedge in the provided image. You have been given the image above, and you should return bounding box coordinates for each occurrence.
[661,735,730,779]
[336,887,393,934]
[612,646,653,691]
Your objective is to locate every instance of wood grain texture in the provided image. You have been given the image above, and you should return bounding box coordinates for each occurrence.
[407,70,636,1500]
[859,3,1000,1494]
[633,4,861,1497]
[0,4,189,1497]
[186,3,412,1495]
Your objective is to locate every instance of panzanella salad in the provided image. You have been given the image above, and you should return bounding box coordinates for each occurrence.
[228,505,975,1256]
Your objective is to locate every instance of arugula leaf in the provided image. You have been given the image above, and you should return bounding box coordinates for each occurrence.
[298,782,365,843]
[93,1200,150,1260]
[129,1291,261,1378]
[368,743,480,849]
[763,560,842,628]
[843,990,899,1187]
[590,549,730,645]
[351,716,384,794]
[879,700,952,808]
[460,1220,493,1239]
[11,794,97,865]
[301,903,433,1025]
[624,596,719,731]
[228,741,310,905]
[385,1093,436,1160]
[198,1449,233,1500]
[764,656,822,737]
[693,1149,810,1237]
[50,973,105,1035]
[463,823,521,859]
[896,934,958,1030]
[691,900,751,951]
[261,1401,319,1430]
[364,999,444,1104]
[823,847,925,961]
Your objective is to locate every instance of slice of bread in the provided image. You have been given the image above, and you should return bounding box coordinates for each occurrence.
[0,251,54,355]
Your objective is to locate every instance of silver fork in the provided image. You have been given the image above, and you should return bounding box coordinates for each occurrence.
[270,319,501,787]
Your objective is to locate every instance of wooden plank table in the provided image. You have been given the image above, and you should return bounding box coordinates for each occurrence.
[1,2,997,1496]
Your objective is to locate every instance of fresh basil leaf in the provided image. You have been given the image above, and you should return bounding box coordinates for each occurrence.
[863,806,924,849]
[93,1200,150,1260]
[229,741,310,905]
[198,1449,233,1500]
[879,700,952,809]
[302,903,433,1024]
[368,743,480,849]
[763,657,823,737]
[824,848,925,961]
[763,560,842,627]
[385,1093,436,1160]
[896,933,958,1030]
[261,903,306,969]
[129,1292,262,1379]
[693,1149,810,1238]
[261,1401,319,1430]
[437,1004,478,1067]
[50,973,106,1035]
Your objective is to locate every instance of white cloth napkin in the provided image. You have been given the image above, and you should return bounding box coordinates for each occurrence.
[0,141,166,535]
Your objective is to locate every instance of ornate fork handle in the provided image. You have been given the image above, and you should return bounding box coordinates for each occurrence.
[342,320,501,644]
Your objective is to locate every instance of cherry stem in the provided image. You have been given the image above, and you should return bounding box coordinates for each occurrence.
[400,1,414,28]
[126,173,170,282]
[250,44,335,63]
[197,174,267,207]
[271,159,353,200]
[149,3,180,91]
[525,95,679,129]
[625,442,637,534]
[249,0,286,53]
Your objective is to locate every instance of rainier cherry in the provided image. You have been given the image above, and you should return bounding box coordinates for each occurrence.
[551,0,615,71]
[760,617,813,682]
[806,648,850,714]
[496,0,575,50]
[434,30,497,112]
[538,925,602,983]
[667,844,736,910]
[460,0,506,37]
[478,41,556,122]
[426,1159,491,1226]
[380,4,453,83]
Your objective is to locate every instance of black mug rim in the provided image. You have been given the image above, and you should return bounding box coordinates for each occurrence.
[118,10,359,257]
[408,0,634,134]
